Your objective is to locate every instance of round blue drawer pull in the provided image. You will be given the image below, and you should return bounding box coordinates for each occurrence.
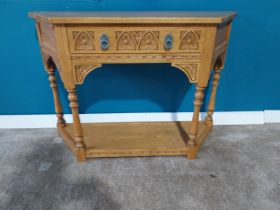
[164,34,173,50]
[100,33,109,50]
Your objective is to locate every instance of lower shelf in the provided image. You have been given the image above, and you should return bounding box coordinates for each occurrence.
[58,121,212,159]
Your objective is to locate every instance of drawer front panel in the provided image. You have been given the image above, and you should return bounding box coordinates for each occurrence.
[67,26,205,54]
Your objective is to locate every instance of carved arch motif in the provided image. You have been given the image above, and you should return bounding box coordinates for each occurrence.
[74,31,95,50]
[139,32,158,50]
[116,32,137,50]
[171,63,199,82]
[74,64,102,84]
[179,31,200,50]
[115,31,159,51]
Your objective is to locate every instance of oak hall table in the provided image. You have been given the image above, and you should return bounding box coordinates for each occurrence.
[29,12,237,162]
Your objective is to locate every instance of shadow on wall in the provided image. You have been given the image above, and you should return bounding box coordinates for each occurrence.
[57,63,198,113]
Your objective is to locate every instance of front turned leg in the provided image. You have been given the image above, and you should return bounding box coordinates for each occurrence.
[205,69,222,128]
[188,86,205,147]
[67,89,86,162]
[47,68,66,128]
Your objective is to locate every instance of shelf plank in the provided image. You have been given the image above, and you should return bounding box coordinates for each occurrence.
[61,121,210,158]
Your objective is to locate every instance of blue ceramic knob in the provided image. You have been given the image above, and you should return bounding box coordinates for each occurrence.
[164,34,173,50]
[100,33,109,50]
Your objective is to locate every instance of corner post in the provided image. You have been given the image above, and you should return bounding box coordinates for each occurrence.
[188,85,205,147]
[67,88,86,162]
[205,68,222,128]
[47,66,66,128]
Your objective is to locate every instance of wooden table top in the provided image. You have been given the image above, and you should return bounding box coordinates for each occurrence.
[29,11,237,24]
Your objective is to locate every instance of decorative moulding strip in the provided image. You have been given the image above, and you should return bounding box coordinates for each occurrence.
[0,111,277,129]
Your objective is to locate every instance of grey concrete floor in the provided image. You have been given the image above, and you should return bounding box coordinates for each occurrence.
[0,124,279,210]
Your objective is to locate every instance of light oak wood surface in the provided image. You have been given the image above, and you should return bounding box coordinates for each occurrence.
[30,11,236,162]
[61,122,211,159]
[29,11,237,24]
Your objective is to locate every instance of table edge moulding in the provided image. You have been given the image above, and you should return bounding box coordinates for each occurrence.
[29,11,237,162]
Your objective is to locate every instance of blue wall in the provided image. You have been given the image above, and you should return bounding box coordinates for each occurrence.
[0,0,280,115]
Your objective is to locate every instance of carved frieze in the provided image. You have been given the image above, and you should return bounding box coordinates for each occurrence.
[71,54,202,61]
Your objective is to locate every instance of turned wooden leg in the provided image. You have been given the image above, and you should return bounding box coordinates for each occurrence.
[67,89,86,162]
[205,69,222,128]
[47,68,66,128]
[187,86,205,147]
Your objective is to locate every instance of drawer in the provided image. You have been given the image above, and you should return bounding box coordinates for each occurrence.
[67,26,205,54]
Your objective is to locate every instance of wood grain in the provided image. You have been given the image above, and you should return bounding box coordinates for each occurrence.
[47,66,65,128]
[61,122,211,159]
[205,69,221,128]
[30,12,236,162]
[29,11,237,24]
[67,89,86,162]
[188,86,205,146]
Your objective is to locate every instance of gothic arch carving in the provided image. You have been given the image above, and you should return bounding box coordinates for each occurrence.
[116,32,137,50]
[171,63,198,82]
[74,64,102,84]
[179,31,199,50]
[74,32,95,50]
[139,32,158,50]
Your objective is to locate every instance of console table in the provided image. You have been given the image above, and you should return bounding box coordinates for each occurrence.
[29,12,236,162]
